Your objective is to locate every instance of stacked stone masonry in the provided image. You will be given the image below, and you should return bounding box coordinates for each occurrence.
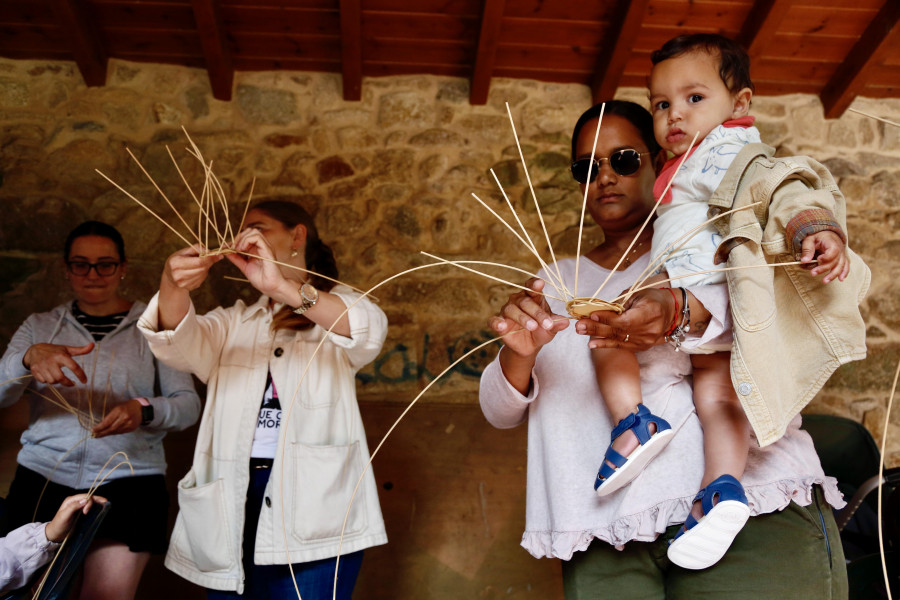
[0,58,898,465]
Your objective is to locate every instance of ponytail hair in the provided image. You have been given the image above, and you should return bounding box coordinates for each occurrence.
[249,198,339,331]
[301,236,339,293]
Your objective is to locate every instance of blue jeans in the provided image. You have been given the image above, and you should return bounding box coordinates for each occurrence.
[207,466,364,600]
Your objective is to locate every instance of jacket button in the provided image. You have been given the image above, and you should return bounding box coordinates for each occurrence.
[274,347,284,357]
[738,382,752,396]
[265,497,272,507]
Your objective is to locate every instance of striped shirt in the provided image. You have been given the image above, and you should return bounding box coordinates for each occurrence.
[72,303,129,341]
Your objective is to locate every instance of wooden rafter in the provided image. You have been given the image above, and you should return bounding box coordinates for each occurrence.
[47,0,107,87]
[340,0,363,101]
[822,1,900,118]
[190,0,234,101]
[738,0,792,59]
[2,0,898,109]
[470,0,506,105]
[590,0,648,104]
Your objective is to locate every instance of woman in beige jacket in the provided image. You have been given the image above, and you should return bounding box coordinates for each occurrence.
[138,199,388,599]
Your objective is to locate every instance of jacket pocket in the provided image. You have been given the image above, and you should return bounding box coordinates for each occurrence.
[726,240,777,331]
[290,441,368,541]
[177,470,237,572]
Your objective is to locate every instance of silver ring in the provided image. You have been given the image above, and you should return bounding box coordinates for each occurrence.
[624,333,630,342]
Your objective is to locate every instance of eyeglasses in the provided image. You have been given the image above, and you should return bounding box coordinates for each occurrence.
[570,149,649,183]
[66,261,121,276]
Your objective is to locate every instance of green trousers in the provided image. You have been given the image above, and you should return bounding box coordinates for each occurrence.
[562,487,848,600]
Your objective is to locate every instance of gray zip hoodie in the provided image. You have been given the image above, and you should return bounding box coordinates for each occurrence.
[0,301,200,489]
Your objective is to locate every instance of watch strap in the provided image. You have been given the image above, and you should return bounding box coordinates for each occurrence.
[135,397,154,426]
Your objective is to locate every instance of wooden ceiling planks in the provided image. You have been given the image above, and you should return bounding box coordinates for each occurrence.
[91,1,196,30]
[362,11,479,41]
[0,0,897,115]
[778,5,884,38]
[221,0,337,8]
[507,3,616,21]
[89,0,201,69]
[366,0,480,16]
[360,5,479,98]
[643,0,751,35]
[220,5,341,34]
[101,29,203,61]
[228,32,342,61]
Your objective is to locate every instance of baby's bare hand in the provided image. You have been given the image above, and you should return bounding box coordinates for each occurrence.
[801,231,849,283]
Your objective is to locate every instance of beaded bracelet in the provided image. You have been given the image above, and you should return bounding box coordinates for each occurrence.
[666,287,691,351]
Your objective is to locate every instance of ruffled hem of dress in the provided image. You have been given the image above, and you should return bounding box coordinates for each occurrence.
[520,475,844,560]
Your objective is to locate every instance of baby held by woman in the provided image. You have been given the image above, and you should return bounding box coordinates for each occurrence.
[587,33,865,570]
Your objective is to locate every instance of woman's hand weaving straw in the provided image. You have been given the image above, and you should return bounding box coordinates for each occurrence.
[164,244,221,291]
[489,278,569,359]
[224,228,288,296]
[577,287,676,351]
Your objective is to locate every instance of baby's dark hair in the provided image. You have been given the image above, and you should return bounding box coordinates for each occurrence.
[571,100,661,161]
[651,33,754,94]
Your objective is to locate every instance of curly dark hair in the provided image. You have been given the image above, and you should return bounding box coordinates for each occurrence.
[650,33,754,94]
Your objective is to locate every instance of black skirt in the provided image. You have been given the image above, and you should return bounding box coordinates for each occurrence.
[5,464,170,554]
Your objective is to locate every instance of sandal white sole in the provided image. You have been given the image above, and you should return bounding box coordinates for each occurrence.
[595,428,675,498]
[667,499,751,570]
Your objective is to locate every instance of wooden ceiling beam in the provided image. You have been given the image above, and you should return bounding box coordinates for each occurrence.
[339,0,363,101]
[821,1,900,118]
[470,0,506,105]
[738,0,792,59]
[590,0,649,104]
[47,0,107,87]
[190,0,234,101]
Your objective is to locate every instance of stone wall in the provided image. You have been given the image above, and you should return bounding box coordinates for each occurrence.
[1,57,899,465]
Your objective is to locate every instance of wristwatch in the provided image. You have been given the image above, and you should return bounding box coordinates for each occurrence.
[292,282,319,315]
[136,397,154,426]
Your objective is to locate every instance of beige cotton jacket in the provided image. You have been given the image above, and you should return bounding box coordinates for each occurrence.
[138,288,388,593]
[708,143,870,447]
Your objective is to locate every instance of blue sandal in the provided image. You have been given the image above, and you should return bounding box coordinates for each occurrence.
[594,404,673,497]
[667,474,751,570]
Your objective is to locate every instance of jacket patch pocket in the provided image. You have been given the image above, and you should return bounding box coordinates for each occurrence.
[291,441,367,542]
[177,471,237,572]
[727,241,777,331]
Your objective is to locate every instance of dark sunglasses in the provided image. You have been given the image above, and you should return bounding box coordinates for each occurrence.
[571,149,649,183]
[66,261,121,276]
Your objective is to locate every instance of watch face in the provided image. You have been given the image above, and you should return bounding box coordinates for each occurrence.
[301,283,318,304]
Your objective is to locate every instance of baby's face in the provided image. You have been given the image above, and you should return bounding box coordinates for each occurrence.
[649,50,747,156]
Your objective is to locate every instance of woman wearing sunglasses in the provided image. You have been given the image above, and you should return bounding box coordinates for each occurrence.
[479,101,846,598]
[0,220,200,600]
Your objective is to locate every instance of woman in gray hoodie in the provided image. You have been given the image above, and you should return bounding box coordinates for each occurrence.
[0,221,200,600]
